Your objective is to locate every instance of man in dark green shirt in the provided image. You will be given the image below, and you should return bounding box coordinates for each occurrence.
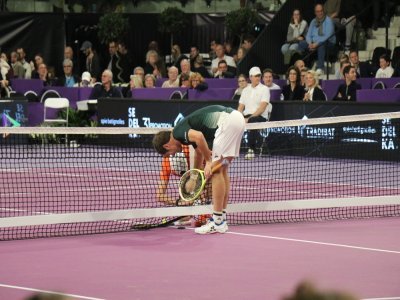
[153,105,245,234]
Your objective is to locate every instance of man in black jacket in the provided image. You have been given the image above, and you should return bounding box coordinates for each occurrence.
[334,65,361,101]
[349,50,374,78]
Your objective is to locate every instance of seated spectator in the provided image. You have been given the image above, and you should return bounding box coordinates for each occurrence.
[192,55,210,78]
[282,66,305,100]
[214,60,235,78]
[349,50,373,78]
[179,73,190,88]
[224,41,235,57]
[107,41,130,84]
[300,67,309,87]
[170,44,188,72]
[232,74,248,101]
[281,9,308,65]
[335,53,350,79]
[334,65,361,101]
[189,72,208,91]
[16,47,32,79]
[242,35,255,51]
[124,74,143,97]
[162,66,179,88]
[262,68,280,90]
[55,59,79,87]
[133,66,145,79]
[89,70,123,99]
[375,54,394,78]
[144,74,156,88]
[211,44,236,75]
[75,71,93,87]
[0,55,10,98]
[338,0,362,51]
[64,46,79,76]
[294,59,306,72]
[179,59,193,78]
[37,63,54,86]
[10,51,25,78]
[144,50,166,79]
[235,46,247,64]
[30,54,44,79]
[303,70,325,101]
[189,45,200,69]
[298,4,336,74]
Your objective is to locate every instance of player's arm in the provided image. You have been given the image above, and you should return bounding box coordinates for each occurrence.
[187,129,212,177]
[237,103,245,113]
[156,179,177,205]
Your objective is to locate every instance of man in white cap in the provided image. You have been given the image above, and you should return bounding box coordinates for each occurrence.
[237,66,271,160]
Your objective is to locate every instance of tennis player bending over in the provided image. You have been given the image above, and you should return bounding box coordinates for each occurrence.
[153,105,245,234]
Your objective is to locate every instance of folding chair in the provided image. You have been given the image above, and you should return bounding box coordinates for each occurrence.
[259,103,273,156]
[43,97,69,144]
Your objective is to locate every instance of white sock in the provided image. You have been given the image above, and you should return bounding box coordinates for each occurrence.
[213,212,223,225]
[222,210,227,221]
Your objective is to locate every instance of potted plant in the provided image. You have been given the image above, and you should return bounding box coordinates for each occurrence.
[158,7,189,48]
[97,12,129,44]
[225,7,258,44]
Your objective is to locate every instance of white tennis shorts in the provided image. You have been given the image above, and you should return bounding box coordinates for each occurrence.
[212,110,245,162]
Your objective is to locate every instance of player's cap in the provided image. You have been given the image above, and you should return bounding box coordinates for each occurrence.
[80,41,92,51]
[249,66,261,77]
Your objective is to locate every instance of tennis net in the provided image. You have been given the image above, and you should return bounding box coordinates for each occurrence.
[0,112,399,240]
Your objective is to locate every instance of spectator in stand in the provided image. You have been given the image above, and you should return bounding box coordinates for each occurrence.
[124,74,143,98]
[133,66,145,80]
[118,42,133,74]
[375,54,394,78]
[224,41,235,57]
[189,45,200,69]
[192,55,210,78]
[89,70,122,99]
[281,9,308,65]
[282,66,305,100]
[262,68,280,90]
[211,44,236,75]
[37,63,54,86]
[107,41,130,84]
[294,59,306,72]
[338,0,362,51]
[10,51,25,78]
[31,54,45,79]
[170,44,188,73]
[144,74,156,88]
[162,66,179,88]
[303,70,326,101]
[232,74,248,101]
[189,72,208,91]
[16,47,32,79]
[179,59,193,78]
[235,46,247,64]
[214,60,235,78]
[179,73,190,88]
[209,39,218,60]
[349,50,373,78]
[242,35,255,51]
[300,67,309,87]
[334,65,361,101]
[64,46,79,75]
[335,53,350,79]
[298,4,336,75]
[81,41,101,82]
[55,58,79,87]
[0,53,10,98]
[324,0,341,28]
[144,50,166,79]
[75,71,93,87]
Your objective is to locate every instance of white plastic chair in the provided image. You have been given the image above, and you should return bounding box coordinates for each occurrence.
[43,97,69,126]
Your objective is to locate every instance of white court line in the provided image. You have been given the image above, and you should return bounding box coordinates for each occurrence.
[0,283,105,300]
[363,298,400,300]
[225,231,400,254]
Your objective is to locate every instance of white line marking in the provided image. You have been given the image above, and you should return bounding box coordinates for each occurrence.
[361,297,400,300]
[226,231,400,254]
[0,283,106,300]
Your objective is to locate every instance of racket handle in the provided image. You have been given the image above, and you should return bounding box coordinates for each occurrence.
[211,159,229,173]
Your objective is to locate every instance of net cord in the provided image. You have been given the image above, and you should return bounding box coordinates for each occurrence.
[0,195,399,228]
[1,111,400,134]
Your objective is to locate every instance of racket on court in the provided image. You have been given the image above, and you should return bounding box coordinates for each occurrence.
[178,160,228,202]
[131,216,185,230]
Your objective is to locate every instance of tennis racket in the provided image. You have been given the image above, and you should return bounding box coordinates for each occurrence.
[178,160,228,202]
[131,216,185,230]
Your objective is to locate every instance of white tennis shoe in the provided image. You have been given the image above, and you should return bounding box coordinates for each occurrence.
[194,219,228,234]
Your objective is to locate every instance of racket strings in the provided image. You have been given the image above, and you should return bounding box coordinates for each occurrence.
[180,171,203,198]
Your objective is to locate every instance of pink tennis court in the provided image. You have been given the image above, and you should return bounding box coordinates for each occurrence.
[1,115,399,299]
